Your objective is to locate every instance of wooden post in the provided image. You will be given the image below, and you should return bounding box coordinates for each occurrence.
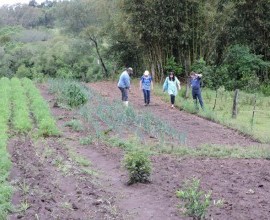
[251,94,257,130]
[232,89,239,118]
[213,89,218,110]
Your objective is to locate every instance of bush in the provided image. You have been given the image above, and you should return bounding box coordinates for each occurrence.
[176,177,211,220]
[123,151,152,185]
[260,83,270,96]
[65,83,88,107]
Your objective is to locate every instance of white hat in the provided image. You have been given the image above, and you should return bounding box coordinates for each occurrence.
[128,67,133,71]
[144,70,149,76]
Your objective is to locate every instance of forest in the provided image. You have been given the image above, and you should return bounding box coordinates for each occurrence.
[0,0,269,94]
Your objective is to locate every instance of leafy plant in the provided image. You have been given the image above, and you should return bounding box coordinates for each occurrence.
[123,151,152,185]
[176,177,211,220]
[164,56,183,77]
[65,83,88,107]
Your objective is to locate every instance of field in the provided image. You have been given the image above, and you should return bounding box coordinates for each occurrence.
[154,85,270,143]
[2,78,270,220]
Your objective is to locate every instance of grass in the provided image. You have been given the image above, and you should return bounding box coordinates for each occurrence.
[64,119,84,132]
[154,84,270,143]
[69,149,91,167]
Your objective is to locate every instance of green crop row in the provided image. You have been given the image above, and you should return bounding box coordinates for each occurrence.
[22,78,59,136]
[10,78,32,133]
[0,78,13,219]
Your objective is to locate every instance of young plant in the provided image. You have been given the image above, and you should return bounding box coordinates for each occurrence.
[176,177,211,220]
[123,150,152,185]
[64,119,83,131]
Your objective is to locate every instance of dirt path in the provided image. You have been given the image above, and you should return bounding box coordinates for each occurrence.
[89,81,260,147]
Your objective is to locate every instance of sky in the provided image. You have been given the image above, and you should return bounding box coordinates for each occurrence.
[0,0,43,7]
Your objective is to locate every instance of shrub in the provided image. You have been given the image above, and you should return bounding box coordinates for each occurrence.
[123,151,152,185]
[176,177,211,220]
[65,83,88,107]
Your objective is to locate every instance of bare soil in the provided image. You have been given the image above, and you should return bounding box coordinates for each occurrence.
[7,81,270,220]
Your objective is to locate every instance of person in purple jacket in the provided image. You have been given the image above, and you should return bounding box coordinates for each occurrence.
[139,70,153,106]
[190,71,204,110]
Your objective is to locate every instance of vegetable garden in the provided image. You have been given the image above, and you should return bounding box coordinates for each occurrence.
[1,78,270,220]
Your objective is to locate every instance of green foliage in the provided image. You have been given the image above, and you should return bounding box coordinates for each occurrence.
[123,151,152,184]
[22,78,59,136]
[65,83,88,107]
[176,178,211,220]
[64,119,84,131]
[260,84,270,96]
[49,79,88,108]
[164,56,183,76]
[219,45,270,91]
[0,78,13,219]
[11,78,32,133]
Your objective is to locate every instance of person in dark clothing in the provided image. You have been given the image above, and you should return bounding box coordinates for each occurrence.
[190,71,204,110]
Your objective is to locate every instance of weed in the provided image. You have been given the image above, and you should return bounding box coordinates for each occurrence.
[82,168,98,176]
[123,150,152,184]
[64,119,83,131]
[176,177,211,220]
[61,202,73,210]
[80,136,94,145]
[69,150,91,167]
[19,200,30,212]
[18,180,30,195]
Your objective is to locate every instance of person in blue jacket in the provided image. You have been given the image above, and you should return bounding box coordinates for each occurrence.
[163,72,181,109]
[118,67,133,107]
[190,71,204,110]
[139,70,153,106]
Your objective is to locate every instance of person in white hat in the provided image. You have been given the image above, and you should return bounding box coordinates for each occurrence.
[139,70,153,106]
[118,67,133,107]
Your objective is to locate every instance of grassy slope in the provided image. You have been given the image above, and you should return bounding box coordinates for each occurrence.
[153,83,270,143]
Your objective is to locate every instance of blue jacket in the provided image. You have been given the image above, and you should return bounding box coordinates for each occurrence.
[140,76,152,90]
[191,77,201,91]
[117,70,130,88]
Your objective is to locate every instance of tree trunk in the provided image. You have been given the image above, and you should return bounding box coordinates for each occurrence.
[91,37,108,78]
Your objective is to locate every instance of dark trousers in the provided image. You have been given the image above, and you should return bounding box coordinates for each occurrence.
[118,87,128,101]
[170,95,175,105]
[143,89,150,104]
[192,89,204,109]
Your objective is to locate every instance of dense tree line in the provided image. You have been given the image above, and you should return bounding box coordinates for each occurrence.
[0,0,269,94]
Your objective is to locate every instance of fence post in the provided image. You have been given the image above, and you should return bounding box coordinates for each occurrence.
[213,89,218,110]
[251,94,257,130]
[232,89,239,119]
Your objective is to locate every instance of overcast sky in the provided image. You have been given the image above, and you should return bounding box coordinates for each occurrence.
[0,0,43,7]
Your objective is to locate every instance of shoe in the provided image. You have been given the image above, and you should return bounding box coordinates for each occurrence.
[171,105,175,109]
[123,101,129,107]
[144,103,147,106]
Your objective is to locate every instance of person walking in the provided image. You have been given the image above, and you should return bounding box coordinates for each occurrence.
[118,67,133,107]
[139,70,153,106]
[163,72,181,108]
[190,71,204,110]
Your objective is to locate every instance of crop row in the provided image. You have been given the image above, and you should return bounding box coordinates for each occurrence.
[78,86,187,146]
[0,78,13,219]
[48,78,187,147]
[10,78,32,133]
[22,78,59,136]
